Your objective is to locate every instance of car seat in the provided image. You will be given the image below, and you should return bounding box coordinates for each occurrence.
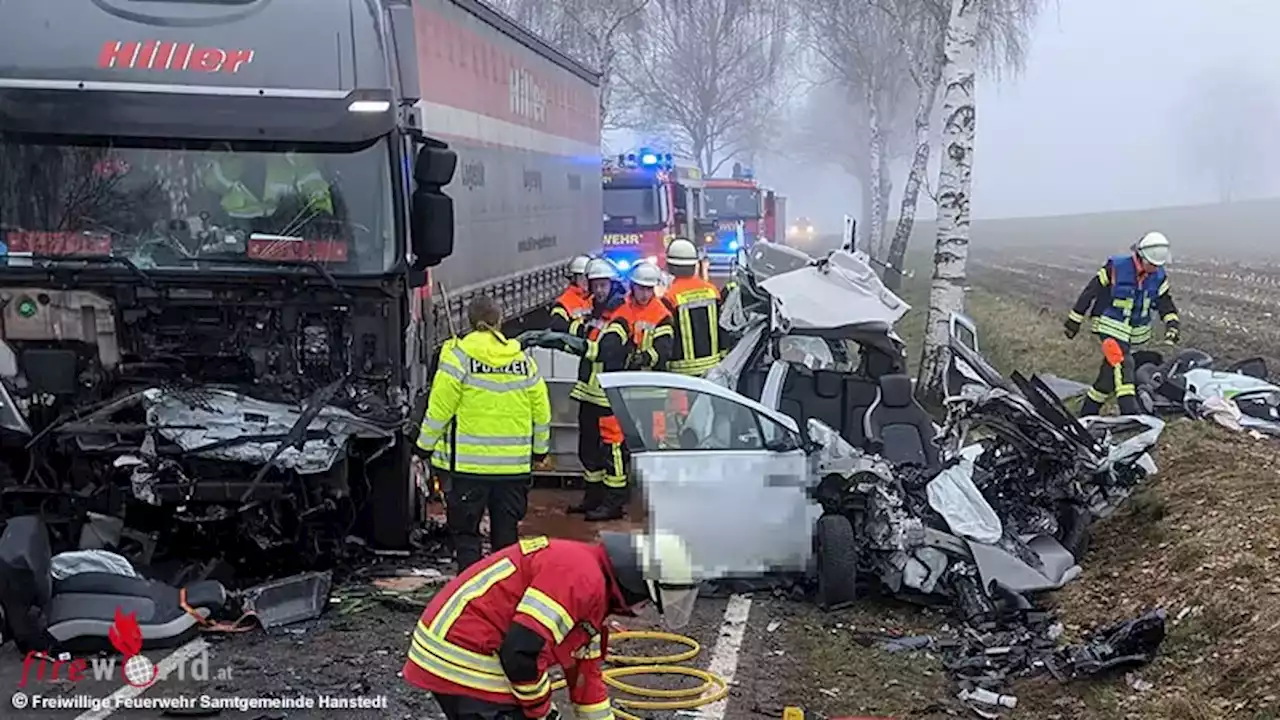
[0,516,229,655]
[863,374,941,471]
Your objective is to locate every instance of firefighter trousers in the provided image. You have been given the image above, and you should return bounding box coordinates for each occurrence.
[1081,338,1140,416]
[431,693,523,720]
[441,471,529,572]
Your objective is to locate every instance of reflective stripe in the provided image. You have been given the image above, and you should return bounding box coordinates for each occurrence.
[1162,312,1179,323]
[1158,279,1170,295]
[1096,268,1110,285]
[433,452,532,467]
[413,622,504,675]
[407,639,510,694]
[511,672,551,701]
[1114,362,1135,397]
[574,700,615,720]
[1086,386,1109,403]
[1067,310,1084,323]
[603,443,626,488]
[516,587,574,644]
[582,469,604,484]
[573,633,603,660]
[430,558,518,635]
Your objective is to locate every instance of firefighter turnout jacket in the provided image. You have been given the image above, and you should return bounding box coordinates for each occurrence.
[417,330,551,475]
[550,285,593,335]
[570,306,630,407]
[1069,254,1179,347]
[617,297,675,371]
[203,153,334,219]
[403,537,619,720]
[662,275,725,376]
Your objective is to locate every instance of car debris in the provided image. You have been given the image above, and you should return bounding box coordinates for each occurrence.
[599,243,1166,619]
[1133,348,1280,436]
[238,570,332,630]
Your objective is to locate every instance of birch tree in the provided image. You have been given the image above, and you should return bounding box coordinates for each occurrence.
[802,1,913,257]
[615,0,795,175]
[916,0,1043,402]
[492,0,649,131]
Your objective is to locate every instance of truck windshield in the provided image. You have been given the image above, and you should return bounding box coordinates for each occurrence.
[604,186,663,229]
[705,188,761,220]
[0,136,397,275]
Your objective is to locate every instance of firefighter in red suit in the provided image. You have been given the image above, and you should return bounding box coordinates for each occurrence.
[402,531,698,720]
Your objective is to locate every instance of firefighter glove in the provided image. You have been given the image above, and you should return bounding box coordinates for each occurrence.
[1063,318,1081,339]
[1165,326,1180,344]
[516,330,550,349]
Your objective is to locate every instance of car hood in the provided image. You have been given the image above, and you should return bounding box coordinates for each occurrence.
[757,249,910,330]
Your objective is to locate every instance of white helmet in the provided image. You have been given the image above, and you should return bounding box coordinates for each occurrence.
[601,531,698,630]
[1135,231,1171,266]
[666,238,699,267]
[586,258,619,281]
[630,262,663,288]
[568,254,592,276]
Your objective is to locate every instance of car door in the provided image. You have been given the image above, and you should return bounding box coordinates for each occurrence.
[599,371,817,578]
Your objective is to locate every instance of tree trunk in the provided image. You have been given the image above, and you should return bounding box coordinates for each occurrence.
[882,81,939,292]
[859,179,874,252]
[866,89,886,258]
[875,166,892,261]
[917,0,979,405]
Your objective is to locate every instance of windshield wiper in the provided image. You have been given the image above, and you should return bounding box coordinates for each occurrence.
[202,256,347,295]
[16,254,157,290]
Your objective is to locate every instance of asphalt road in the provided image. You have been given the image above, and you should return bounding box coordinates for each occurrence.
[0,592,806,720]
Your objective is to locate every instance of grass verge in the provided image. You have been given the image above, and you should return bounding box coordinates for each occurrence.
[781,279,1280,719]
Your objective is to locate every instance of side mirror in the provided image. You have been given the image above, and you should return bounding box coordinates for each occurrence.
[410,141,458,275]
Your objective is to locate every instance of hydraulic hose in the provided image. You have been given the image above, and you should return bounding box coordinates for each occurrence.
[549,630,730,720]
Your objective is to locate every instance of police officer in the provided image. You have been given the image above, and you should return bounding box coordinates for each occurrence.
[402,530,698,720]
[550,255,594,334]
[1065,231,1180,416]
[416,297,552,572]
[662,239,726,377]
[567,260,630,516]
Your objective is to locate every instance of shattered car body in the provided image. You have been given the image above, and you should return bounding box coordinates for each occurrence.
[1133,349,1280,436]
[599,244,1165,616]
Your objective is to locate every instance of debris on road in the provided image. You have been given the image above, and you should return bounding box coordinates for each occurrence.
[238,570,332,629]
[1131,348,1280,437]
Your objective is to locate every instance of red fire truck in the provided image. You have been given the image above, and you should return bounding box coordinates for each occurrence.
[601,150,711,272]
[703,162,783,273]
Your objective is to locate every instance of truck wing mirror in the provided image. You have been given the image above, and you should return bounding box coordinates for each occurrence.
[411,141,459,275]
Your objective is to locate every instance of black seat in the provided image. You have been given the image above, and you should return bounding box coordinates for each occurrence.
[0,516,229,654]
[777,365,879,450]
[863,374,940,471]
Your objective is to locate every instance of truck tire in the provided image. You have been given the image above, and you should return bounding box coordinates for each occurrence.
[366,436,417,549]
[815,514,858,610]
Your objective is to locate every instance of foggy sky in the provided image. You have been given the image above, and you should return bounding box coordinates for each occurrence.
[614,0,1280,232]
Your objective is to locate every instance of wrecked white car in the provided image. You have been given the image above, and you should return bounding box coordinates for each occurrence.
[597,245,1164,617]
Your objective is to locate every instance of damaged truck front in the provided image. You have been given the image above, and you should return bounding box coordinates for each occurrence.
[0,0,459,570]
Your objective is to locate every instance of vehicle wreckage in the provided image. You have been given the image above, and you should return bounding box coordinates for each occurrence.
[595,244,1165,617]
[1133,348,1280,436]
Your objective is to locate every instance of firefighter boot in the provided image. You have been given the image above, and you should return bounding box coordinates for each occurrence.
[567,479,603,514]
[585,486,628,522]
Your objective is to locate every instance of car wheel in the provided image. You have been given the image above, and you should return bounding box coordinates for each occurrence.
[815,514,858,610]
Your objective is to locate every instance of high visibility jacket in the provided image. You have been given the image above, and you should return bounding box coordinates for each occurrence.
[616,297,674,371]
[550,285,593,334]
[570,304,629,407]
[1068,254,1179,347]
[202,153,334,219]
[662,275,724,376]
[402,537,619,720]
[417,330,551,475]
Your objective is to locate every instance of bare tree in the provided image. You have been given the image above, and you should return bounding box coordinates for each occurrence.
[803,1,914,257]
[615,0,794,175]
[492,0,650,131]
[1177,67,1280,204]
[916,0,1044,403]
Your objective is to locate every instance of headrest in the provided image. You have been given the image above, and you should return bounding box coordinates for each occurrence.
[878,374,914,408]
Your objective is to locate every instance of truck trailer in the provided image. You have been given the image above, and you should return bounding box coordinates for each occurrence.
[0,0,601,569]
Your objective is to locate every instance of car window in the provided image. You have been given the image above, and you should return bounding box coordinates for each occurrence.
[615,386,764,451]
[777,337,862,372]
[759,413,802,451]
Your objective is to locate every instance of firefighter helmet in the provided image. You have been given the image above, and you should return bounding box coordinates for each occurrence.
[630,262,663,288]
[1135,232,1171,266]
[568,254,592,277]
[600,531,698,630]
[586,258,619,281]
[665,238,699,267]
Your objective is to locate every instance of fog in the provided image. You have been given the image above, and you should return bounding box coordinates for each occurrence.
[611,0,1280,232]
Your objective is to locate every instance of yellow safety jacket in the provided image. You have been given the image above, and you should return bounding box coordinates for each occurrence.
[203,153,335,219]
[417,330,551,475]
[662,276,724,377]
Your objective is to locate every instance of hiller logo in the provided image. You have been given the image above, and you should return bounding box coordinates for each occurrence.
[18,609,227,688]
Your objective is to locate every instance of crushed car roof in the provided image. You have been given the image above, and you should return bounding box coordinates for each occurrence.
[754,247,911,330]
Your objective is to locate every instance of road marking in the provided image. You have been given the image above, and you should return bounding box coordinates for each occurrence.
[74,639,209,720]
[699,593,753,720]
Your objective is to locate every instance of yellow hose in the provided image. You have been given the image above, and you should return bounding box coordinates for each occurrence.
[549,630,729,720]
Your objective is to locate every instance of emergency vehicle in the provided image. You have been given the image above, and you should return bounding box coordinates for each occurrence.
[601,150,710,272]
[703,163,781,273]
